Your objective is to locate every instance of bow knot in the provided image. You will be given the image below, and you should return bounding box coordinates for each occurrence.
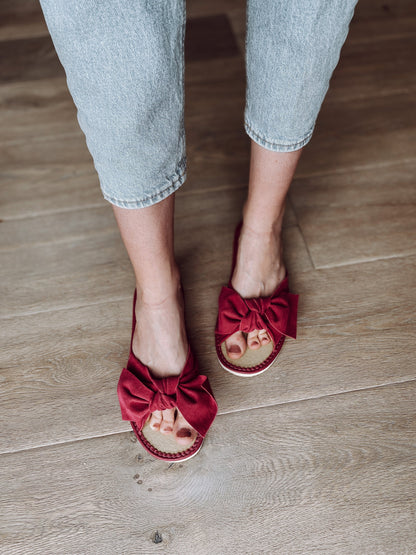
[149,388,177,412]
[239,297,272,334]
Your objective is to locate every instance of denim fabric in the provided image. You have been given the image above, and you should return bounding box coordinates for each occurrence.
[40,0,357,209]
[245,0,358,151]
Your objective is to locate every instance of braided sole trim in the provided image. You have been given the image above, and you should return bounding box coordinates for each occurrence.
[215,334,285,375]
[131,421,204,462]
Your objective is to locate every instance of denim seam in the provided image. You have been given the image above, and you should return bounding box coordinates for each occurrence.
[245,119,315,152]
[102,157,187,208]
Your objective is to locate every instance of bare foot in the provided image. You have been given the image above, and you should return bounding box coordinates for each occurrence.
[132,280,197,448]
[225,223,286,359]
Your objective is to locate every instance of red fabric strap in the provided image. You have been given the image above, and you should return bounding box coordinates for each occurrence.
[215,276,298,344]
[117,348,217,437]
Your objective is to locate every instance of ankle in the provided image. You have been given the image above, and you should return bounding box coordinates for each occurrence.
[137,266,182,307]
[242,203,285,237]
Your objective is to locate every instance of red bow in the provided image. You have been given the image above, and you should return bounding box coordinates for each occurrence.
[215,277,298,343]
[117,349,217,437]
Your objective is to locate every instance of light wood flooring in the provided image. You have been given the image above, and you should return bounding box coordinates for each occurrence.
[1,1,415,553]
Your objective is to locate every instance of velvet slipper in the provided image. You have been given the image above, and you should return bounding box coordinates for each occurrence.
[215,223,299,377]
[118,291,218,461]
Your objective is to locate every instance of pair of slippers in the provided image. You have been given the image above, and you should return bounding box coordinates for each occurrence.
[117,224,299,462]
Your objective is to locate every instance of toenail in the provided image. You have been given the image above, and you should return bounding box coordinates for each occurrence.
[163,426,173,433]
[228,344,241,354]
[151,423,160,430]
[176,428,192,438]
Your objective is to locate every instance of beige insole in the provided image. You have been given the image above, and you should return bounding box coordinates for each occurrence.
[221,340,274,368]
[141,421,198,454]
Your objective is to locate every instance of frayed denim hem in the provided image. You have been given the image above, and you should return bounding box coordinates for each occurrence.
[102,158,187,209]
[244,119,314,152]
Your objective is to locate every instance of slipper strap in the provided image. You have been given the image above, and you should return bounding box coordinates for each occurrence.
[215,276,298,344]
[117,348,218,438]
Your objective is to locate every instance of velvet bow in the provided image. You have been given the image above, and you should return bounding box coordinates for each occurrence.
[215,277,298,343]
[117,349,217,437]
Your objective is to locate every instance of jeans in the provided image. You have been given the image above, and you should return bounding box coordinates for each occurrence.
[39,0,358,209]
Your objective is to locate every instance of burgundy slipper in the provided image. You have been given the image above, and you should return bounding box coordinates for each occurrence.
[118,292,218,461]
[215,223,299,377]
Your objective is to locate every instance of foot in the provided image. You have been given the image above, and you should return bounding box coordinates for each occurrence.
[132,280,197,448]
[225,222,286,359]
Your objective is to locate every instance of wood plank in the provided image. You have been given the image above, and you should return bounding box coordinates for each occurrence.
[290,159,416,267]
[0,79,80,144]
[0,0,49,41]
[1,382,415,553]
[185,14,240,62]
[1,248,415,452]
[0,35,64,84]
[296,91,416,178]
[0,184,298,250]
[0,192,302,316]
[327,34,416,102]
[0,165,103,220]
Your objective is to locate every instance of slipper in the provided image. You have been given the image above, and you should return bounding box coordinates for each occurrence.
[215,223,299,377]
[117,292,218,462]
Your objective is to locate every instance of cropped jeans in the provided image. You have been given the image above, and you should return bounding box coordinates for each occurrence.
[40,0,358,209]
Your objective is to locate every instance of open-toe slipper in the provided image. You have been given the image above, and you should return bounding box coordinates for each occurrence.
[215,223,299,377]
[117,292,218,462]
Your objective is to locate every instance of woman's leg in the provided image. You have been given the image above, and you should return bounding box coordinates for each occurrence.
[40,0,195,444]
[226,0,358,358]
[113,198,196,445]
[225,144,302,357]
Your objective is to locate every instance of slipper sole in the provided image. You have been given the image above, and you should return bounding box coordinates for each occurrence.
[132,421,204,462]
[216,334,285,376]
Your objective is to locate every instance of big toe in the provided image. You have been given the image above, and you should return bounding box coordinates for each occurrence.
[225,331,247,360]
[173,410,198,448]
[159,408,175,435]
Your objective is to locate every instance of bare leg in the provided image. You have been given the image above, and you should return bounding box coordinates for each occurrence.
[225,141,302,358]
[113,195,196,446]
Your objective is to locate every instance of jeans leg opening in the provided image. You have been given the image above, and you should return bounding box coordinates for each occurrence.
[102,156,187,209]
[244,119,314,153]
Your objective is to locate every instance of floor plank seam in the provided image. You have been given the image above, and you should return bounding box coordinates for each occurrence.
[295,156,416,180]
[218,377,416,418]
[2,130,84,147]
[2,377,415,457]
[286,202,316,271]
[0,295,132,320]
[1,230,119,252]
[346,30,416,47]
[324,86,413,105]
[0,427,132,457]
[315,250,416,269]
[0,202,106,223]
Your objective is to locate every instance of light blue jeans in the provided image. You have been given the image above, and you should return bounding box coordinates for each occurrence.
[40,0,358,209]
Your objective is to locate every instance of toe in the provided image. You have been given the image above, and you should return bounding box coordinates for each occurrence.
[173,410,197,447]
[225,331,247,359]
[159,408,175,434]
[258,329,271,345]
[149,410,163,431]
[247,330,261,350]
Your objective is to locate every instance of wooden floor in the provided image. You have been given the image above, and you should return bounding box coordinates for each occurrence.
[1,1,416,553]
